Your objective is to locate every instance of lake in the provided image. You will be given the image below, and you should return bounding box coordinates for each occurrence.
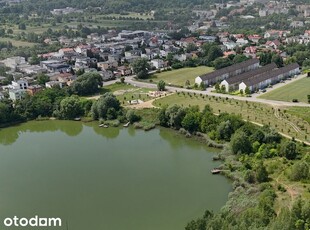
[0,121,231,230]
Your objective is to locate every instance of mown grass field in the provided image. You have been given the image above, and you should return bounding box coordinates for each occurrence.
[259,77,310,103]
[149,67,213,87]
[153,92,310,143]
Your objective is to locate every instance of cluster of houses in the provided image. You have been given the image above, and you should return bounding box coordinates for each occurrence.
[195,59,300,93]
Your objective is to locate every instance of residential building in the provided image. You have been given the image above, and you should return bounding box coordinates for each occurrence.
[239,63,300,92]
[45,81,63,88]
[9,89,26,101]
[11,79,28,90]
[150,59,165,69]
[195,58,260,86]
[2,56,26,69]
[26,85,43,96]
[219,63,277,92]
[97,61,118,70]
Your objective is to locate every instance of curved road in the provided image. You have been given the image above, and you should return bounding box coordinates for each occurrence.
[120,76,310,108]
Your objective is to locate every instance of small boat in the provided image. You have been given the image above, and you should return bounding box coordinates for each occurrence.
[74,117,81,121]
[99,124,104,127]
[123,122,130,127]
[103,125,109,128]
[211,168,221,174]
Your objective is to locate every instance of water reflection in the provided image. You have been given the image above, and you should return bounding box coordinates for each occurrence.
[84,122,120,139]
[0,127,20,145]
[127,126,136,137]
[158,127,213,152]
[0,120,84,145]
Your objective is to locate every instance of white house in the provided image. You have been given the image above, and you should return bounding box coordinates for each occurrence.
[45,81,63,88]
[9,89,26,101]
[150,59,165,69]
[11,79,28,90]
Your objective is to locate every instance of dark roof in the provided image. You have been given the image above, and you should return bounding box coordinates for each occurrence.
[243,63,299,86]
[224,63,277,84]
[199,58,259,81]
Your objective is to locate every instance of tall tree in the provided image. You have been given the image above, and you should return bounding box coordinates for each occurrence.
[131,58,151,79]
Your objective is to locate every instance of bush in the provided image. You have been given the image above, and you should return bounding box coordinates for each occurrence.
[126,110,141,123]
[290,161,310,181]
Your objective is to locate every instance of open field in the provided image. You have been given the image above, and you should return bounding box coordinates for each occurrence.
[259,77,310,103]
[0,37,37,47]
[148,67,213,87]
[153,92,310,143]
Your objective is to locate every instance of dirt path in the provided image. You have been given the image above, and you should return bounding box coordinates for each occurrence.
[275,174,299,211]
[273,106,301,133]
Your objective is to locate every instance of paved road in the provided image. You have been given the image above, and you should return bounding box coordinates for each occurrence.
[122,76,310,108]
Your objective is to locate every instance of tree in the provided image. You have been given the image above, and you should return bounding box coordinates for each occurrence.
[18,23,26,30]
[215,83,220,92]
[233,54,249,64]
[217,120,234,141]
[207,46,223,62]
[200,82,206,90]
[271,54,284,68]
[91,93,121,120]
[290,161,309,181]
[70,72,102,96]
[157,80,166,91]
[165,104,186,129]
[230,130,252,154]
[59,96,82,119]
[182,109,202,133]
[280,141,298,160]
[131,58,150,79]
[186,43,198,53]
[245,87,251,95]
[213,57,232,70]
[29,55,41,65]
[126,110,141,123]
[36,74,49,85]
[255,161,269,183]
[259,52,272,66]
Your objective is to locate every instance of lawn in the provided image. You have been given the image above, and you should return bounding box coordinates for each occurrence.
[153,93,310,143]
[149,67,213,87]
[0,37,37,47]
[100,83,156,105]
[259,77,310,103]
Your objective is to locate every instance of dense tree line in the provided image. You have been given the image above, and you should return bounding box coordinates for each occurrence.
[0,0,228,15]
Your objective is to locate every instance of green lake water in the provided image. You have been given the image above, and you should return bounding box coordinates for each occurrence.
[0,121,231,230]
